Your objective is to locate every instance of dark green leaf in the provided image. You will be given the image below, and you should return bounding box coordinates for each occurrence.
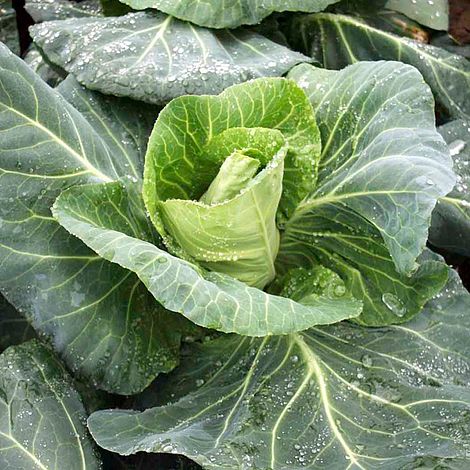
[430,119,470,256]
[432,34,470,59]
[101,0,132,16]
[286,12,470,121]
[0,340,101,469]
[0,294,35,351]
[0,43,187,394]
[88,264,470,469]
[282,61,454,325]
[57,74,160,181]
[30,11,310,105]
[0,1,19,55]
[119,0,341,29]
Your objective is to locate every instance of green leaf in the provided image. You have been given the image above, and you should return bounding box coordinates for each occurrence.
[159,144,284,289]
[53,181,362,336]
[286,12,470,121]
[0,340,101,469]
[0,294,35,351]
[274,266,355,305]
[385,0,448,30]
[25,0,102,22]
[0,1,20,55]
[0,44,187,394]
[199,152,261,205]
[282,61,454,325]
[30,11,310,105]
[57,74,160,183]
[143,77,322,288]
[430,119,470,256]
[144,78,321,227]
[119,0,341,29]
[88,263,470,469]
[24,45,63,87]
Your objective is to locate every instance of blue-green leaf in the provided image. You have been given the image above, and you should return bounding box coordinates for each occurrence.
[88,263,470,469]
[30,11,310,105]
[283,61,454,325]
[0,340,101,469]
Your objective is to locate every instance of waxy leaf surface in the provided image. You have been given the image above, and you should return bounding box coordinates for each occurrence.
[0,44,187,394]
[0,340,101,469]
[282,61,454,325]
[119,0,341,29]
[89,265,470,469]
[31,11,310,105]
[25,0,102,22]
[385,0,448,30]
[286,13,470,121]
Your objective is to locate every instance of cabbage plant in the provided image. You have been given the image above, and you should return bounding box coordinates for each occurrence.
[0,1,469,469]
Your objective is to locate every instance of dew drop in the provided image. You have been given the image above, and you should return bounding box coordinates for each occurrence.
[382,293,407,317]
[449,139,466,157]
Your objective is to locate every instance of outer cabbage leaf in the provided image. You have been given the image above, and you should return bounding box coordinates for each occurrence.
[57,74,160,182]
[0,44,189,394]
[30,11,310,105]
[88,263,470,469]
[0,340,101,469]
[25,0,102,22]
[0,0,19,55]
[385,0,448,30]
[430,120,470,256]
[0,294,35,351]
[286,13,470,121]
[119,0,341,29]
[281,61,454,325]
[53,181,362,337]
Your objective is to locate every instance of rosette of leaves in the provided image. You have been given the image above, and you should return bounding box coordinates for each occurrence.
[52,59,456,330]
[53,77,363,335]
[142,79,322,289]
[0,41,456,395]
